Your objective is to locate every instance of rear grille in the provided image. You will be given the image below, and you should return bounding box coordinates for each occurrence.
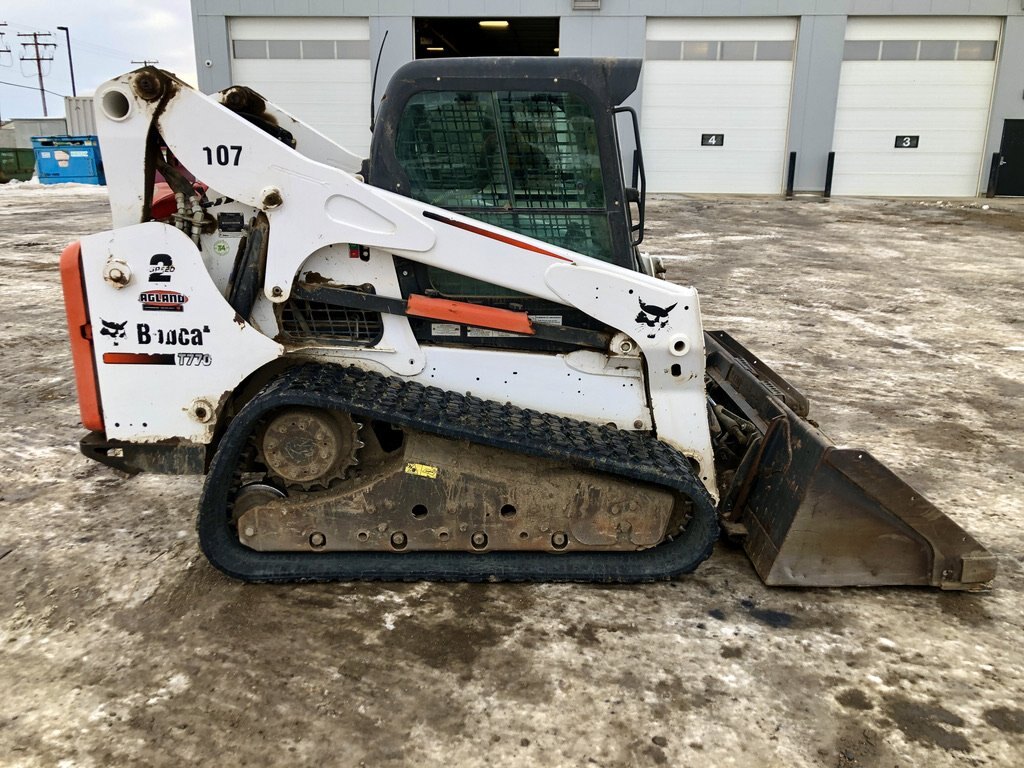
[279,298,383,346]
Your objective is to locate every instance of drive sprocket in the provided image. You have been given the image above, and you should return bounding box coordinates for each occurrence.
[256,407,362,490]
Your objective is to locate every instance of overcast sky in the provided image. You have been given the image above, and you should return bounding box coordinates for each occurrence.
[1,0,197,121]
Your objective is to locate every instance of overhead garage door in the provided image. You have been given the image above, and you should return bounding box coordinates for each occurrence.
[229,18,372,156]
[641,18,797,194]
[832,17,1000,197]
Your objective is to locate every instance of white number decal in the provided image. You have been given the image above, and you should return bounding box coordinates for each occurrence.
[177,352,212,367]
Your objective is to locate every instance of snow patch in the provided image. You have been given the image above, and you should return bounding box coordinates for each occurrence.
[145,672,192,705]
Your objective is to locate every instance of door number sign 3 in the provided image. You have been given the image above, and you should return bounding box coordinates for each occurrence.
[895,136,920,149]
[701,134,725,147]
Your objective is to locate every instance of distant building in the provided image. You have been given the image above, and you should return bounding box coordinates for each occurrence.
[0,118,68,149]
[190,1,1024,197]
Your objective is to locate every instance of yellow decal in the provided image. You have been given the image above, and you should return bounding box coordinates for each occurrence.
[404,462,438,479]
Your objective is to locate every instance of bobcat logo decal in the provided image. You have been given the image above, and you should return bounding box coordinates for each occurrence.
[99,319,127,346]
[635,298,677,339]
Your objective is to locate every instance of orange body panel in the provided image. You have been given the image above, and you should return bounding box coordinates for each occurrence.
[59,241,104,431]
[406,294,535,335]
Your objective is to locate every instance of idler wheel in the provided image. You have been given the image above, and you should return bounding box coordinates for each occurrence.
[232,482,286,525]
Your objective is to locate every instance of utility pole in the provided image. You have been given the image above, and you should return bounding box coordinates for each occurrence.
[131,59,159,67]
[56,26,76,97]
[0,24,8,124]
[0,21,11,66]
[18,31,56,116]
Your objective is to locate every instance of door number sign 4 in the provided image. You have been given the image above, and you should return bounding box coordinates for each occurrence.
[701,134,725,147]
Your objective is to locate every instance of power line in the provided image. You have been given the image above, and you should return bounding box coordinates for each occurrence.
[0,22,12,68]
[3,19,133,59]
[0,78,66,98]
[18,31,55,116]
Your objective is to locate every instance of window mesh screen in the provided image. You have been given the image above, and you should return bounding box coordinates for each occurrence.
[396,92,509,208]
[394,90,612,298]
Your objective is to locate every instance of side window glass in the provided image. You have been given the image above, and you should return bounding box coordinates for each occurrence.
[395,91,508,208]
[392,89,616,298]
[497,92,605,211]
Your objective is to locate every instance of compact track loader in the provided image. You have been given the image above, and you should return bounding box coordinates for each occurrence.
[61,60,995,588]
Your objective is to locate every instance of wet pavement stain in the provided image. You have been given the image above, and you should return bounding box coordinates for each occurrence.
[833,725,889,768]
[983,706,1024,734]
[835,688,874,711]
[563,622,601,646]
[740,597,795,628]
[882,695,972,753]
[937,591,995,627]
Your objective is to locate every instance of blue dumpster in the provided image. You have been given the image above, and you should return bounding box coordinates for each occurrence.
[31,135,106,185]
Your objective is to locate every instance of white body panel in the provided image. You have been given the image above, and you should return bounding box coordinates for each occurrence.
[87,70,719,496]
[82,223,281,443]
[328,347,653,431]
[642,18,797,194]
[832,17,1000,197]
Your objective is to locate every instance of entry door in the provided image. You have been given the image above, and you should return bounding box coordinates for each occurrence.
[996,120,1024,196]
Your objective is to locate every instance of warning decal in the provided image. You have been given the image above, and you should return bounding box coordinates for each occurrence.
[404,463,438,479]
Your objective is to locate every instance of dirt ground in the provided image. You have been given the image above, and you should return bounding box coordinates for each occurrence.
[1,183,1022,768]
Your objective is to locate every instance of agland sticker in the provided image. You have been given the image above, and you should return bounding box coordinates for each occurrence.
[139,290,189,312]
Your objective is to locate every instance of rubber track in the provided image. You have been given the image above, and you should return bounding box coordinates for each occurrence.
[197,364,718,582]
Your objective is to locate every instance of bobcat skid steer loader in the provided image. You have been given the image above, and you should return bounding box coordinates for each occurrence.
[60,60,995,588]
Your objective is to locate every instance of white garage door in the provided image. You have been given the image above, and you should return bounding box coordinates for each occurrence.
[229,18,372,157]
[641,18,797,194]
[832,17,1000,197]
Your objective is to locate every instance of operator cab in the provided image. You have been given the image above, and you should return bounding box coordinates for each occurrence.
[367,57,647,350]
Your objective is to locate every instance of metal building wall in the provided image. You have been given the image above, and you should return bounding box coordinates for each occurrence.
[787,15,846,193]
[0,118,69,149]
[190,0,1024,196]
[988,15,1024,186]
[64,97,97,136]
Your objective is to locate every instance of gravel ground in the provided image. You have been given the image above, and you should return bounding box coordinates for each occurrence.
[1,183,1022,768]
